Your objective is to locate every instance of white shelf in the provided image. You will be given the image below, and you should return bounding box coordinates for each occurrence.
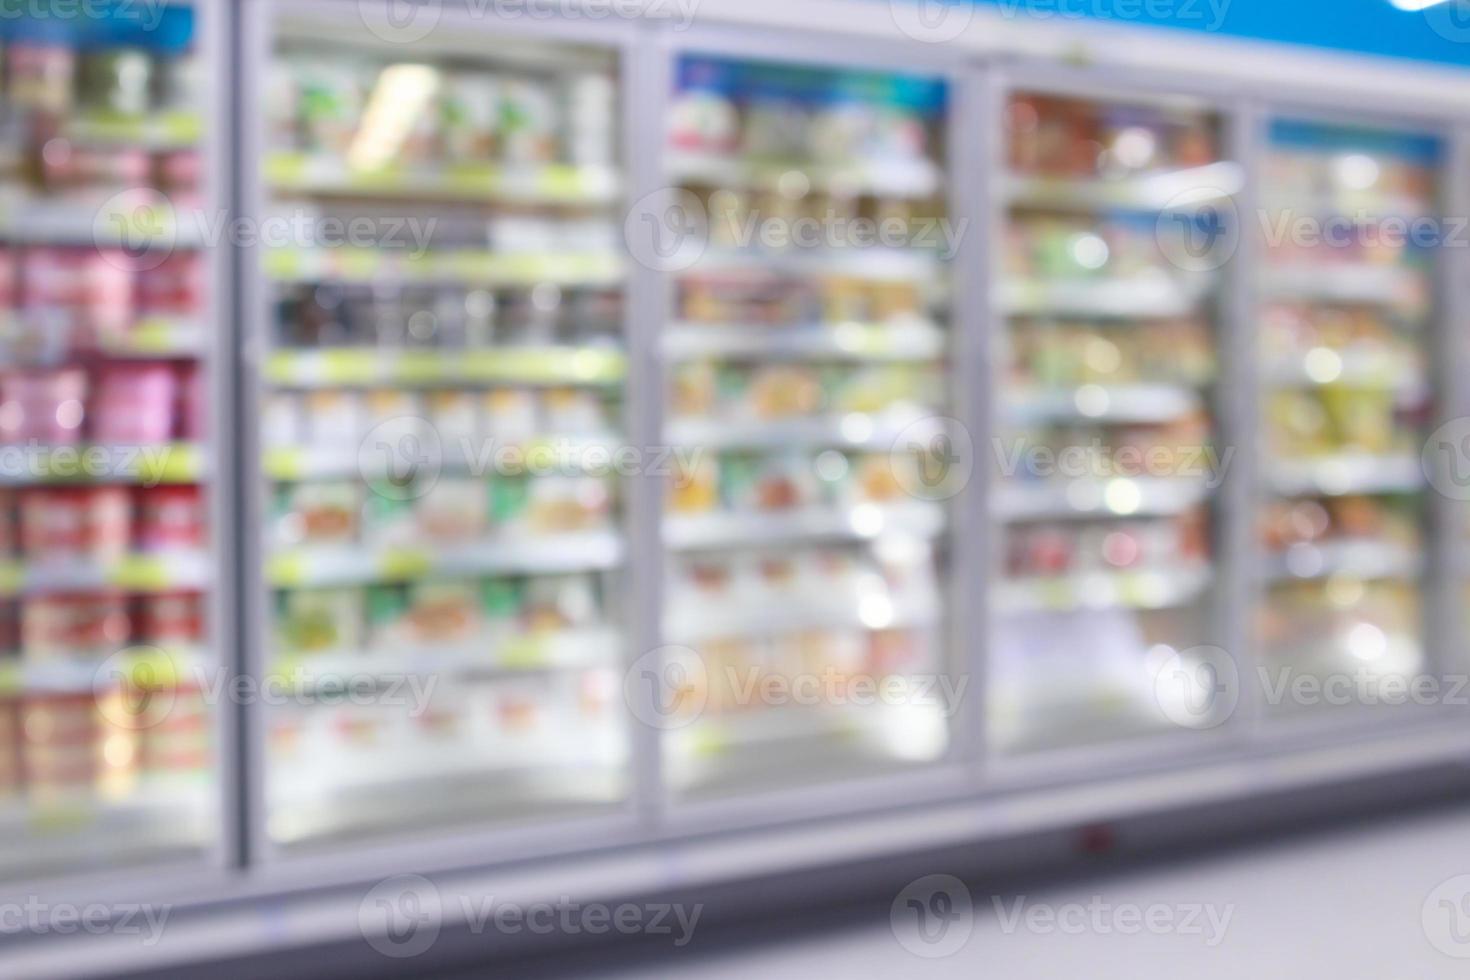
[0,442,205,487]
[996,476,1211,521]
[264,346,626,388]
[1004,162,1244,212]
[666,410,940,452]
[996,562,1214,614]
[0,647,208,696]
[663,321,947,362]
[1263,348,1425,391]
[1267,453,1422,497]
[274,628,620,684]
[666,596,940,645]
[0,193,204,248]
[1259,191,1434,220]
[1000,276,1211,317]
[264,432,621,482]
[266,153,621,206]
[268,530,625,588]
[1005,383,1203,425]
[1259,264,1428,306]
[665,502,946,551]
[0,551,210,598]
[1265,539,1422,583]
[668,151,942,199]
[692,248,944,284]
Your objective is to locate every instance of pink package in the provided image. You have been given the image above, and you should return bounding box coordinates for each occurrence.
[21,249,134,346]
[81,251,136,342]
[137,252,204,318]
[90,364,176,445]
[0,368,88,445]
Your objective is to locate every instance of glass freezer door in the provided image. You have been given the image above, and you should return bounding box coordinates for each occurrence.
[257,16,630,848]
[0,6,218,879]
[1256,119,1438,715]
[993,90,1239,752]
[657,54,959,799]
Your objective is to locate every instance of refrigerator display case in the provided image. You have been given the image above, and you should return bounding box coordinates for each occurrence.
[0,7,220,880]
[252,14,631,848]
[9,6,1470,969]
[992,87,1241,752]
[1255,118,1441,715]
[657,53,960,798]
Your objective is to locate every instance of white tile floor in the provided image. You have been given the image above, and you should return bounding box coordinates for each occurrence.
[575,801,1470,979]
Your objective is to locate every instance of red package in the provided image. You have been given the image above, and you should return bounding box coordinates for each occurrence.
[137,251,203,318]
[21,593,132,659]
[19,487,131,561]
[135,591,204,647]
[134,485,203,551]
